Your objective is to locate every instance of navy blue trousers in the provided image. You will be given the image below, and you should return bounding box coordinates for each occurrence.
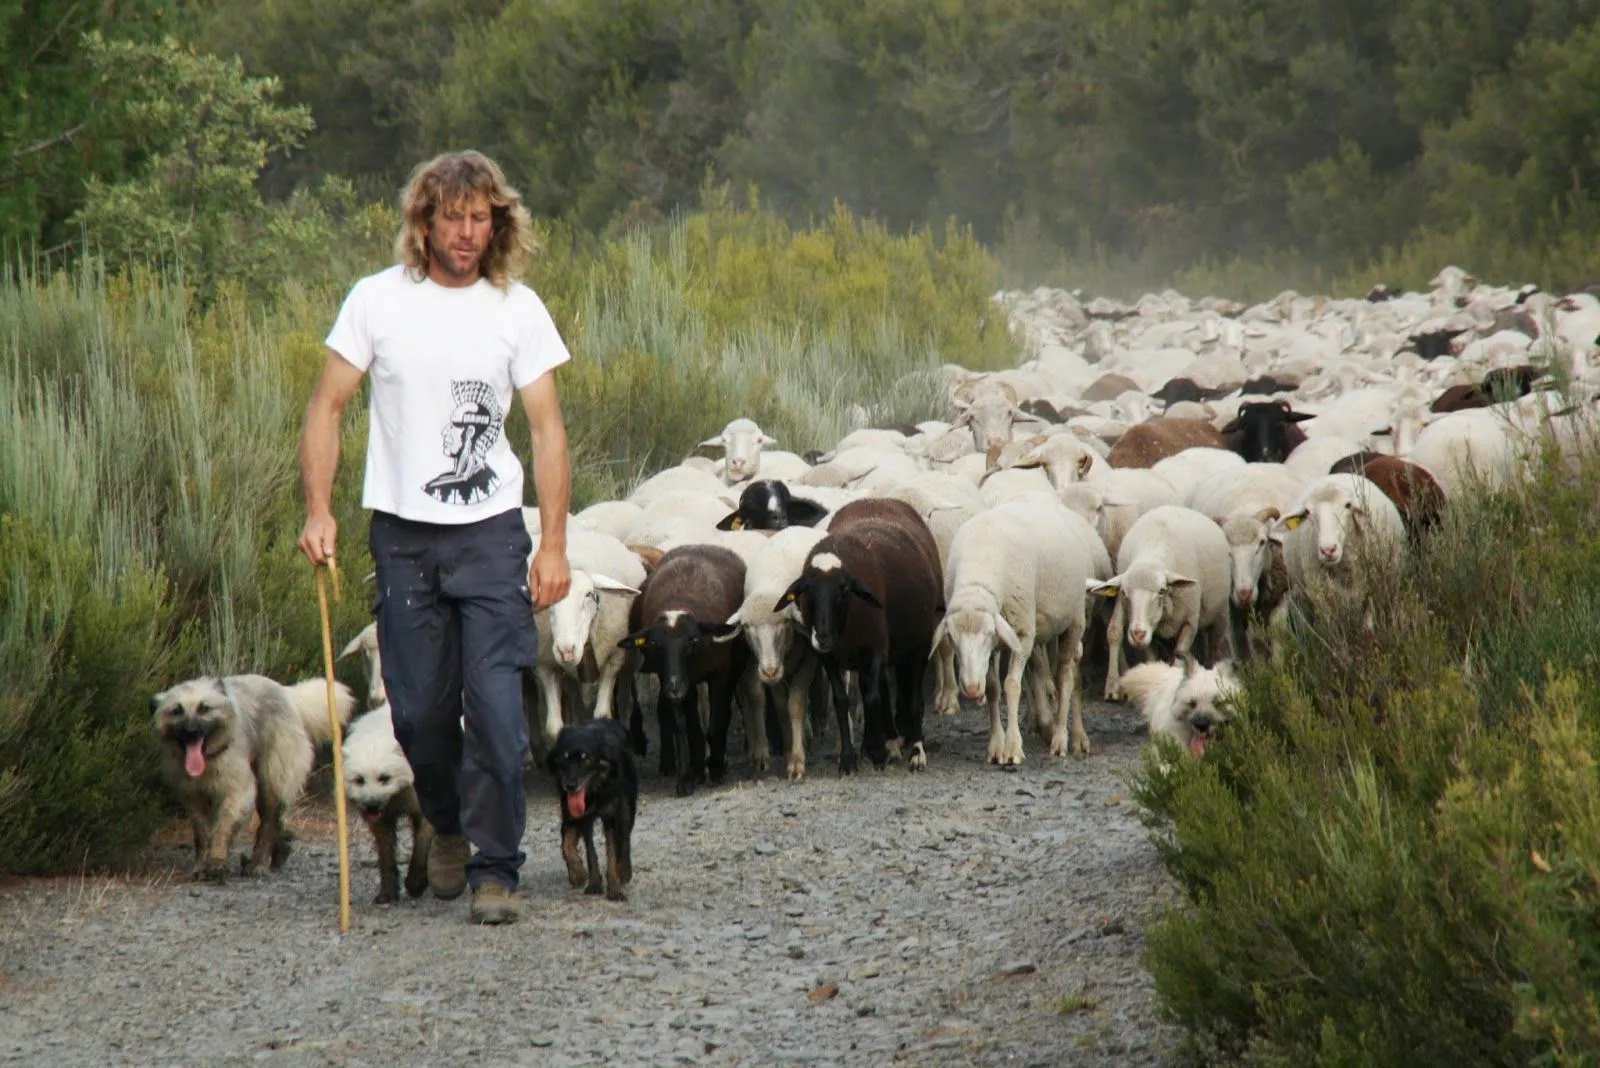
[369,507,535,891]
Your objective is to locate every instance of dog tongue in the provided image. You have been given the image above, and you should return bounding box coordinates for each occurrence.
[184,741,207,778]
[566,787,587,820]
[1188,734,1208,757]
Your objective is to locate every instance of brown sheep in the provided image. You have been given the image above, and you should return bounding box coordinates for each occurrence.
[1328,453,1447,538]
[1106,417,1228,469]
[1082,373,1142,402]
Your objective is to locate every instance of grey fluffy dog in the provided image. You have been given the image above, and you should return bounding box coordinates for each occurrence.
[151,675,355,881]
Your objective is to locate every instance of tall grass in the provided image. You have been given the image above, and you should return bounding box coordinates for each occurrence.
[0,200,1016,874]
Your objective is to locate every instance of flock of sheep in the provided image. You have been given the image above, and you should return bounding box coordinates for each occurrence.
[345,265,1600,812]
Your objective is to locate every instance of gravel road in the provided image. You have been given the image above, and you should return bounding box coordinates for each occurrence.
[0,701,1181,1067]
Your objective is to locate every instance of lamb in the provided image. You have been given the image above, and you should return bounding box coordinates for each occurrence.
[1277,474,1407,595]
[338,622,385,708]
[341,704,432,905]
[726,525,830,780]
[933,500,1102,766]
[1120,656,1238,757]
[1089,505,1233,701]
[777,498,944,773]
[1105,417,1228,468]
[530,528,648,749]
[618,544,751,797]
[700,418,778,484]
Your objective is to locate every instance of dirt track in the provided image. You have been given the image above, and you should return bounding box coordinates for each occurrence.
[0,702,1181,1067]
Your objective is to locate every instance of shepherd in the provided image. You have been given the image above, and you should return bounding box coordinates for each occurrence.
[297,150,574,926]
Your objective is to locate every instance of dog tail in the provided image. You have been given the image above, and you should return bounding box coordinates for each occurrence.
[286,678,357,746]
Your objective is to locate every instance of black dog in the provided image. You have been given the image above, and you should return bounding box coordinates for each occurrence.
[546,718,638,902]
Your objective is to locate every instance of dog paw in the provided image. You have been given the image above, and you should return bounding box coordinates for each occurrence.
[1103,683,1125,702]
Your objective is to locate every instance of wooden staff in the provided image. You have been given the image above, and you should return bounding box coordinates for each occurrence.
[315,557,352,933]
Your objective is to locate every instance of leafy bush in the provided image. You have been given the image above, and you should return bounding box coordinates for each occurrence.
[1133,439,1600,1064]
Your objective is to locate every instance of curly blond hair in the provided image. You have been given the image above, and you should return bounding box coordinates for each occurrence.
[394,150,536,290]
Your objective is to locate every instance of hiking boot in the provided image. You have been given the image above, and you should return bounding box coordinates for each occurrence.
[469,882,520,925]
[428,833,470,900]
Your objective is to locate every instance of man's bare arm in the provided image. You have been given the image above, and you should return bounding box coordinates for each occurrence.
[520,370,572,608]
[298,350,367,566]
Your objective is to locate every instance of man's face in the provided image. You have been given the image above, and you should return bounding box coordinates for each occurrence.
[441,421,466,457]
[427,191,493,284]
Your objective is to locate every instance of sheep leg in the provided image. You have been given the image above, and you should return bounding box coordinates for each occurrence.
[617,667,648,757]
[591,654,624,720]
[860,653,892,770]
[707,674,736,783]
[1051,627,1090,757]
[1209,613,1235,665]
[999,636,1032,765]
[1027,645,1055,739]
[1103,597,1128,701]
[534,664,566,746]
[933,639,960,716]
[824,658,859,775]
[893,647,930,771]
[984,660,1006,763]
[787,659,815,781]
[735,664,769,776]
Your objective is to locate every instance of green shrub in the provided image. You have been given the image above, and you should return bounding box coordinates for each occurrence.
[1133,443,1600,1064]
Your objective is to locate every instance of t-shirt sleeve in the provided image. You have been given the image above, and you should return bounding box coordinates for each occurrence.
[325,278,375,372]
[511,291,573,389]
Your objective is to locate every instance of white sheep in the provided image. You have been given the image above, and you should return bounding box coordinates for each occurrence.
[628,464,731,507]
[1149,447,1245,496]
[338,621,385,708]
[1406,409,1519,500]
[700,418,778,484]
[1089,505,1233,701]
[573,499,644,541]
[1186,463,1304,610]
[1277,473,1406,595]
[529,528,648,743]
[725,526,830,780]
[1283,436,1367,479]
[933,500,1103,765]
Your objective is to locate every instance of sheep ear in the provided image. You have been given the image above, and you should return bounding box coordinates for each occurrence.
[757,433,779,446]
[1087,578,1121,598]
[592,574,642,597]
[715,511,744,531]
[1287,411,1315,423]
[699,434,727,450]
[1370,426,1392,437]
[993,614,1023,655]
[928,618,949,657]
[1167,573,1197,589]
[1255,506,1281,524]
[1219,418,1240,434]
[846,577,884,609]
[1076,452,1094,477]
[952,408,975,428]
[787,498,829,526]
[773,575,810,612]
[1281,511,1306,532]
[618,629,651,651]
[725,607,744,628]
[704,622,743,643]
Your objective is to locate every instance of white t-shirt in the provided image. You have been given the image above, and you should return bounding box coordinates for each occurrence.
[325,265,571,525]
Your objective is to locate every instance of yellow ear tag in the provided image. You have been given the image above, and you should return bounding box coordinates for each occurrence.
[1284,516,1302,531]
[1095,586,1119,598]
[731,517,744,531]
[633,636,647,647]
[784,592,796,603]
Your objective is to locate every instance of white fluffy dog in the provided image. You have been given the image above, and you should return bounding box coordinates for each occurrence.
[342,703,432,904]
[151,674,355,880]
[1120,656,1239,756]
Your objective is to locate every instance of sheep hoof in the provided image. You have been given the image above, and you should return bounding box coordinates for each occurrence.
[1071,732,1093,757]
[908,742,927,771]
[787,755,806,781]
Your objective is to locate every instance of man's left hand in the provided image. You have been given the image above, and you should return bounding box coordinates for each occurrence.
[529,546,571,611]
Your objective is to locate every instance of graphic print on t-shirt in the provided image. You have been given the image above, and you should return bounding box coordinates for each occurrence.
[423,380,505,505]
